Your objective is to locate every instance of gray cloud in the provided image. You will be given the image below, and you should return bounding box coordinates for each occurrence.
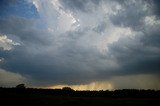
[109,0,151,30]
[59,0,101,12]
[110,74,160,90]
[0,0,160,88]
[149,0,160,17]
[0,68,26,87]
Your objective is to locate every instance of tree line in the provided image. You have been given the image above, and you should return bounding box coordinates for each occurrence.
[0,85,160,98]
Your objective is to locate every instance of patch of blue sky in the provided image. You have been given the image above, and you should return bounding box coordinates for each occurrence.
[0,0,39,18]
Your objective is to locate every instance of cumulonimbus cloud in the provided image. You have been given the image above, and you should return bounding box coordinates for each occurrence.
[0,0,160,88]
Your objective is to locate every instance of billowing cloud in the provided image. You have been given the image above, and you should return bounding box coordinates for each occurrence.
[0,34,20,50]
[0,0,160,89]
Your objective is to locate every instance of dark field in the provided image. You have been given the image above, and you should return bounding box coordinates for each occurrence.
[1,88,160,106]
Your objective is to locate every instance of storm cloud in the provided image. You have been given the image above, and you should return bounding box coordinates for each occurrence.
[0,0,160,89]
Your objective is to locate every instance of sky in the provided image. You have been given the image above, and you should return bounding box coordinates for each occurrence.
[0,0,160,90]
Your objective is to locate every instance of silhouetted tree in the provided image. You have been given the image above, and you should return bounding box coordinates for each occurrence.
[62,87,74,91]
[16,84,26,88]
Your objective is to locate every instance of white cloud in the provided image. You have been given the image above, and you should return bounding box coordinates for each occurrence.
[144,15,160,26]
[0,34,20,50]
[0,58,4,63]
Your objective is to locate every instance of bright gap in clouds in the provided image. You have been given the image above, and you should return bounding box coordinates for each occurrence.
[49,74,160,90]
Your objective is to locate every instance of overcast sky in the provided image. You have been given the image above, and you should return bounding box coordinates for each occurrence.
[0,0,160,90]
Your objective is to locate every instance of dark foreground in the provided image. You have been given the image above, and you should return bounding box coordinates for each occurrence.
[0,88,160,106]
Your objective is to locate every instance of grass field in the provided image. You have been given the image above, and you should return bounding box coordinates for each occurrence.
[1,88,160,106]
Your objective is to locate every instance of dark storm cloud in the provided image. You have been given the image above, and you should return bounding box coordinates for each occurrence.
[109,0,160,29]
[0,0,160,87]
[58,0,160,78]
[148,0,160,17]
[0,41,101,85]
[108,37,160,75]
[0,16,51,45]
[108,16,160,75]
[106,0,160,75]
[0,15,100,85]
[109,0,151,30]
